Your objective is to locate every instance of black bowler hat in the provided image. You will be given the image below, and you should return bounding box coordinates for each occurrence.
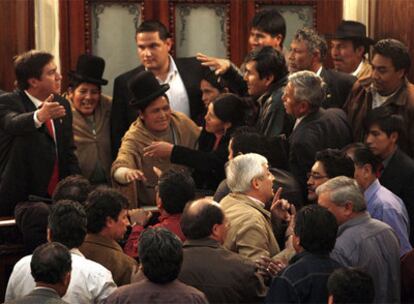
[128,71,170,109]
[69,54,108,85]
[330,20,375,45]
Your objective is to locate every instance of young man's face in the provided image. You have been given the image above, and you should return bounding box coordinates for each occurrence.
[136,31,171,73]
[31,60,62,99]
[330,39,364,74]
[371,54,405,96]
[288,39,315,73]
[243,61,271,98]
[248,28,282,50]
[365,124,398,160]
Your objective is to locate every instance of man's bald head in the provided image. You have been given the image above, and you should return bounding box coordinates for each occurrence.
[180,198,224,240]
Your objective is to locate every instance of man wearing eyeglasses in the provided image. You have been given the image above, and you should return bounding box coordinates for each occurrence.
[306,149,355,203]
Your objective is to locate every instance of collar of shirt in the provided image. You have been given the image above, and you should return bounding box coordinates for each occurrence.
[24,90,43,108]
[246,195,266,207]
[315,66,323,76]
[293,114,308,130]
[371,87,399,109]
[146,55,178,85]
[382,148,397,168]
[364,178,381,205]
[351,59,365,77]
[337,211,370,236]
[70,248,85,257]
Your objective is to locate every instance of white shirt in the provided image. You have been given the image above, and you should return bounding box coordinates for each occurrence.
[155,56,190,116]
[371,87,399,109]
[6,248,117,304]
[351,60,365,77]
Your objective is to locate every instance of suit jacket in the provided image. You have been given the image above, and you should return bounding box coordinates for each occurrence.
[5,287,68,304]
[111,57,207,159]
[0,90,80,216]
[179,238,265,303]
[320,68,356,109]
[288,108,352,196]
[79,233,138,286]
[380,148,414,243]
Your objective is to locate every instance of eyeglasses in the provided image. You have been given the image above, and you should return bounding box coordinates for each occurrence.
[307,172,328,180]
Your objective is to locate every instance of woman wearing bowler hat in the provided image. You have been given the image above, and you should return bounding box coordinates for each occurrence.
[66,54,112,185]
[111,71,200,208]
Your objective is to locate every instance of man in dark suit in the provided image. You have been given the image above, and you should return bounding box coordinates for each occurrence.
[111,20,207,159]
[5,242,72,304]
[284,71,352,197]
[0,50,80,216]
[364,107,414,243]
[287,28,356,109]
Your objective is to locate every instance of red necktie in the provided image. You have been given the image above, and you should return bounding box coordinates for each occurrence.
[45,119,59,196]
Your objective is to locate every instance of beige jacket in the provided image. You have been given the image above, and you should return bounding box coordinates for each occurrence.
[70,94,112,183]
[221,193,294,263]
[112,112,200,208]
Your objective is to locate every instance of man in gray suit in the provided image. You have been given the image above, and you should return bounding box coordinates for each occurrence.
[5,242,72,304]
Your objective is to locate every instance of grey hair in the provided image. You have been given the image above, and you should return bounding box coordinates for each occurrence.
[288,70,325,109]
[294,27,328,60]
[315,176,366,212]
[226,153,268,193]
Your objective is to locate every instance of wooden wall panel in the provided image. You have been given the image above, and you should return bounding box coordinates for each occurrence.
[0,0,34,92]
[370,0,414,82]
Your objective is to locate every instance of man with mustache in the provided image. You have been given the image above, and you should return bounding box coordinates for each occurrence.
[344,38,414,158]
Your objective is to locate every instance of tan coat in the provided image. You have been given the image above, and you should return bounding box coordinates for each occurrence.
[112,112,200,208]
[79,233,138,286]
[220,193,293,262]
[70,94,112,183]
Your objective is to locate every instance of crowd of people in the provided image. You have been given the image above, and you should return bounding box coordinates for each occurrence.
[1,6,414,304]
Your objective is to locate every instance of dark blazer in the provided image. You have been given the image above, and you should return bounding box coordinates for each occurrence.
[0,90,80,216]
[171,128,229,192]
[6,287,68,304]
[320,68,356,109]
[110,57,207,159]
[179,238,264,303]
[380,148,414,243]
[288,108,352,197]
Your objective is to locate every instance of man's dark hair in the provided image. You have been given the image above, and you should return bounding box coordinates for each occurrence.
[364,106,405,139]
[350,38,370,55]
[52,175,92,205]
[202,69,227,92]
[138,227,183,284]
[136,20,171,40]
[315,149,355,178]
[85,187,129,233]
[251,8,286,45]
[294,204,338,254]
[373,38,411,74]
[158,170,195,214]
[244,46,288,83]
[230,129,288,170]
[181,199,224,239]
[30,242,72,284]
[328,267,375,304]
[14,50,54,90]
[48,200,87,249]
[352,144,381,174]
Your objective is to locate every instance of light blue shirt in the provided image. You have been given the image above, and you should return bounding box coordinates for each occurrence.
[365,179,412,256]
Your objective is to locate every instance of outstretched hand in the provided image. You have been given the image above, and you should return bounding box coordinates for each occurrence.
[143,141,174,158]
[37,94,66,122]
[196,53,231,75]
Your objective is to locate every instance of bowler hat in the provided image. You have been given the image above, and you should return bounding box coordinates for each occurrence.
[330,20,375,45]
[129,71,170,109]
[69,54,108,85]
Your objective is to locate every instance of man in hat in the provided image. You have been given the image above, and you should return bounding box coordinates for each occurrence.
[66,54,112,185]
[344,38,414,157]
[330,20,374,79]
[0,50,80,216]
[111,70,200,208]
[288,27,356,109]
[111,20,207,159]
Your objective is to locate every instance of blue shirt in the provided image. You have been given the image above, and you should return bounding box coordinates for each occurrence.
[365,179,412,256]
